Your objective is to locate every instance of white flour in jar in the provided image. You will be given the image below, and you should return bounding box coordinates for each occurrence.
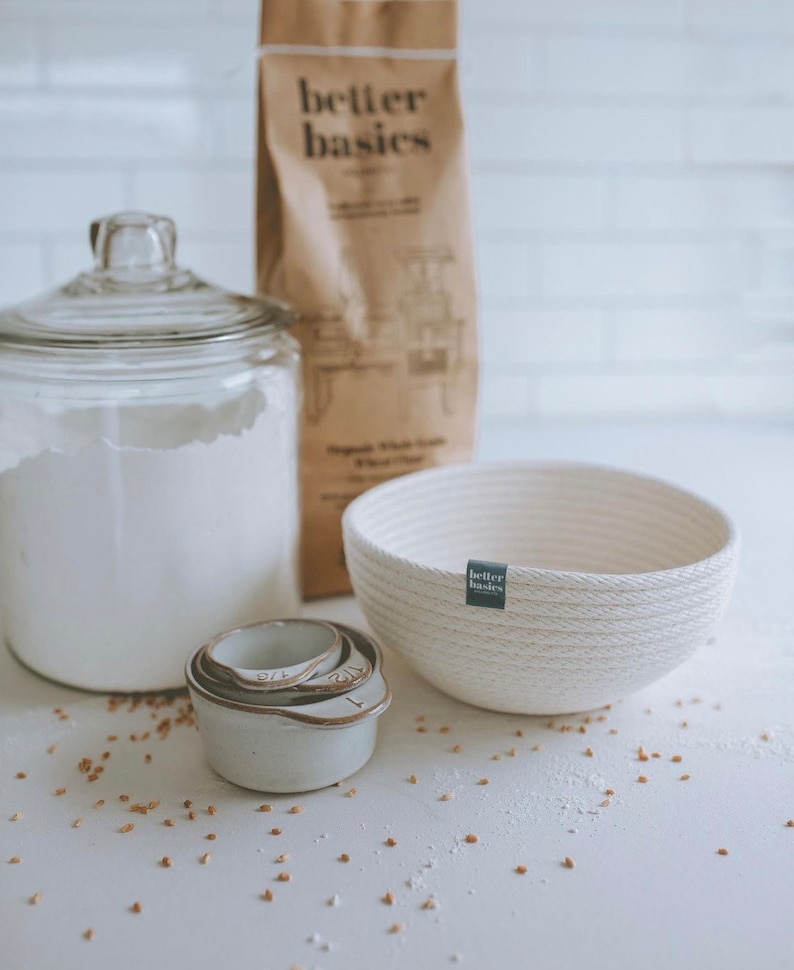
[0,384,299,692]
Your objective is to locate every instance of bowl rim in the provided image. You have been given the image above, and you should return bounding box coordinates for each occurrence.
[342,459,740,591]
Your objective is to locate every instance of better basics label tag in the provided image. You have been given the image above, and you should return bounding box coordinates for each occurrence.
[466,560,508,610]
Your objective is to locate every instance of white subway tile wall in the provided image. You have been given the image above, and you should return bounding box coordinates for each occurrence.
[1,0,793,419]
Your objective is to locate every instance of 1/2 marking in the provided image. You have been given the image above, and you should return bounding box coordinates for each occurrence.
[329,665,367,685]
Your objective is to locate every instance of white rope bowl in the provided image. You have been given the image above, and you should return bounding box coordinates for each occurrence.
[342,461,740,715]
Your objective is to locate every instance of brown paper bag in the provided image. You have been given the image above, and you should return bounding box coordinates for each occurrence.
[257,0,478,597]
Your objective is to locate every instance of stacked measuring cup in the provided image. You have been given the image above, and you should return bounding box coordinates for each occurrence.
[186,619,391,793]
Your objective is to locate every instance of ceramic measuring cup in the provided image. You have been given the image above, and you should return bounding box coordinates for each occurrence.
[186,622,391,793]
[204,618,343,690]
[194,630,372,706]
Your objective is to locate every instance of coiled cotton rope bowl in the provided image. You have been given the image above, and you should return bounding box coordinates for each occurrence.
[342,462,740,715]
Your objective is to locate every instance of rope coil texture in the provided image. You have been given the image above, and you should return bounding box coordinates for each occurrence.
[342,461,740,715]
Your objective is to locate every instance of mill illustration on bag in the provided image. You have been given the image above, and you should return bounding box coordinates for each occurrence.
[257,0,478,597]
[303,244,464,424]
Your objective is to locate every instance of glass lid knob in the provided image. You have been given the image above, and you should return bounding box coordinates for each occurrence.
[90,212,177,275]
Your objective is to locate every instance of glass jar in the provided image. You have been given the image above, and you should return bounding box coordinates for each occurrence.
[0,212,301,692]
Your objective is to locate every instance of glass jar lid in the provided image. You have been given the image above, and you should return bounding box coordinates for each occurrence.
[0,211,296,351]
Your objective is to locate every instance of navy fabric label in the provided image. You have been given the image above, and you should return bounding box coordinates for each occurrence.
[466,560,508,610]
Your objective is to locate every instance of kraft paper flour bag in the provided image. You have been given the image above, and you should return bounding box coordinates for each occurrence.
[257,0,478,597]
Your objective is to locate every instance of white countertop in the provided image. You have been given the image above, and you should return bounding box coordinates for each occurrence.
[2,419,793,970]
